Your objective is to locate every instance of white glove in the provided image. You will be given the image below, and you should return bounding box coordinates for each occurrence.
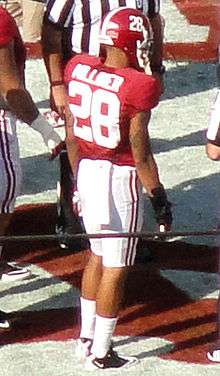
[72,189,82,217]
[30,113,62,153]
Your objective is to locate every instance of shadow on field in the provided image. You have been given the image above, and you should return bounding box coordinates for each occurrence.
[162,62,217,100]
[0,203,219,362]
[152,129,206,154]
[20,153,59,195]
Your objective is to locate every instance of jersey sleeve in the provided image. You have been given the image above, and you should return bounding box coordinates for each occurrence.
[207,90,220,146]
[45,0,75,28]
[126,73,160,118]
[0,9,17,47]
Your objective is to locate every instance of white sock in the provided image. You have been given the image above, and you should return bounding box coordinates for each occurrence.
[91,315,118,358]
[79,297,96,340]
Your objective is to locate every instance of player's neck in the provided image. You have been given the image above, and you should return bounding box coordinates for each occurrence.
[104,47,130,69]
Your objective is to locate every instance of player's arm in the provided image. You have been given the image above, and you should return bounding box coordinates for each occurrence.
[129,111,172,230]
[41,18,67,118]
[0,41,62,151]
[0,41,38,123]
[130,111,160,191]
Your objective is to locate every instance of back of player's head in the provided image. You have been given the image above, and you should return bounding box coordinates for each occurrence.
[99,7,153,67]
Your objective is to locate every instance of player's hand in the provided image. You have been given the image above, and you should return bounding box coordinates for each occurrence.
[150,186,172,232]
[72,180,82,217]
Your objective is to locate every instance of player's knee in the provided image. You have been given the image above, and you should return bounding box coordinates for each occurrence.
[102,265,129,283]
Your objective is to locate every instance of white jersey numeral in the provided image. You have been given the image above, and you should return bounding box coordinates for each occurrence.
[69,81,121,148]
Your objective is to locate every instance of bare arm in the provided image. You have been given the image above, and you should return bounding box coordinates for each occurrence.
[41,20,64,83]
[149,14,165,93]
[65,108,79,177]
[0,41,39,124]
[0,41,62,151]
[130,111,172,229]
[41,19,68,117]
[129,111,161,195]
[149,14,164,70]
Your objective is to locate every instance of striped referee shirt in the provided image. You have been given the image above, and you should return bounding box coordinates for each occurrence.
[45,0,160,58]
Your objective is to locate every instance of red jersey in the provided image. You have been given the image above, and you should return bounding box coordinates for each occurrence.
[0,7,26,78]
[65,54,160,166]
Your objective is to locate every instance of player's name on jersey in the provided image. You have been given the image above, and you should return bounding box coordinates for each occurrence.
[71,63,125,92]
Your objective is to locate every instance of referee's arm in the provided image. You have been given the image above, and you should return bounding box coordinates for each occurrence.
[149,14,164,72]
[148,13,165,94]
[41,17,63,84]
[41,18,67,117]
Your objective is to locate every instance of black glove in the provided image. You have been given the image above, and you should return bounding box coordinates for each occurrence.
[150,186,172,230]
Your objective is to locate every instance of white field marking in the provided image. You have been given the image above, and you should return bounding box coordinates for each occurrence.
[0,337,220,376]
[160,269,219,300]
[161,0,209,43]
[0,264,79,312]
[15,191,58,206]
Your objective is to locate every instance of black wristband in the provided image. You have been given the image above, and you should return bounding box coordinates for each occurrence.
[150,186,167,208]
[50,80,64,87]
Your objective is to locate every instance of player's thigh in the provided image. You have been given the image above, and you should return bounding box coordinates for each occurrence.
[102,167,144,267]
[0,156,21,214]
[77,159,113,257]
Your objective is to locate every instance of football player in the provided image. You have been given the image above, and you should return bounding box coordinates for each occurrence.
[65,7,172,369]
[42,0,165,254]
[0,5,61,329]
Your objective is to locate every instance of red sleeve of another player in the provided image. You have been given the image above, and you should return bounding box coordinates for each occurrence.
[126,74,160,118]
[0,10,17,47]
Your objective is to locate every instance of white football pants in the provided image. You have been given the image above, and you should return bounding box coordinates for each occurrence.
[77,159,144,267]
[0,110,22,214]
